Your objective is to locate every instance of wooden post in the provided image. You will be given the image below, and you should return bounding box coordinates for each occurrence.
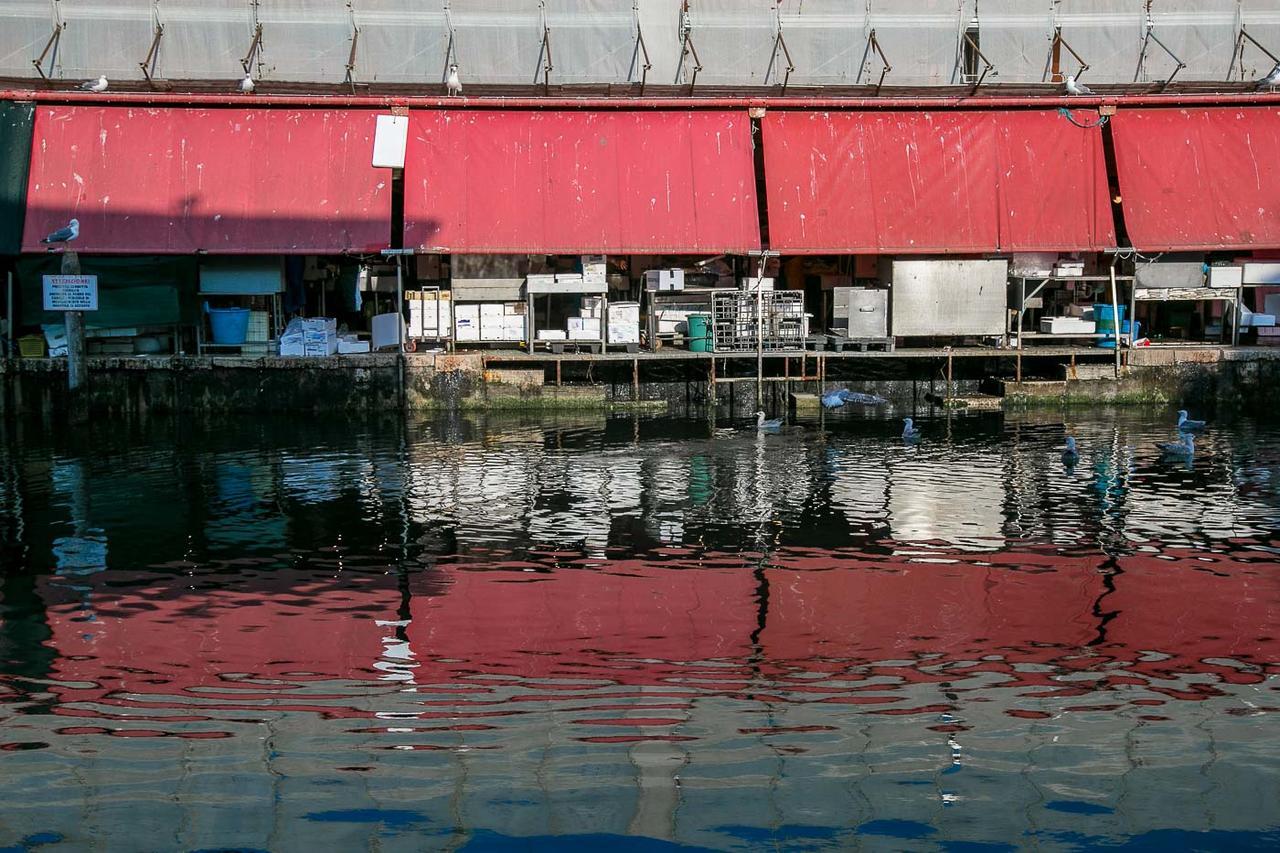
[946,348,953,401]
[631,357,639,402]
[5,270,13,359]
[62,251,87,393]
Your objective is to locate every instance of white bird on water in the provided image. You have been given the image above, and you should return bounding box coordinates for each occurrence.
[446,64,462,96]
[1064,75,1092,96]
[240,74,255,94]
[1257,62,1280,91]
[80,75,108,93]
[902,418,922,441]
[756,410,782,431]
[1062,436,1079,465]
[1177,409,1206,431]
[41,218,79,245]
[1157,433,1195,458]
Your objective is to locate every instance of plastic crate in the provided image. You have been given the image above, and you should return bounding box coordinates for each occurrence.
[19,335,46,358]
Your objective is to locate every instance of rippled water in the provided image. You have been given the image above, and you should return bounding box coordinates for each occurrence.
[1,409,1278,852]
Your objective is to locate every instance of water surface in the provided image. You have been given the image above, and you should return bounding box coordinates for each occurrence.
[1,410,1277,851]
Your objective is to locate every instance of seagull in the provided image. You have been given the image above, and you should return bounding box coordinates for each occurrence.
[1062,436,1079,465]
[80,75,108,93]
[446,64,462,96]
[1157,433,1195,458]
[1064,75,1092,96]
[756,410,782,431]
[240,74,255,94]
[40,218,79,244]
[821,388,890,409]
[1176,409,1206,431]
[902,417,921,441]
[1257,62,1280,90]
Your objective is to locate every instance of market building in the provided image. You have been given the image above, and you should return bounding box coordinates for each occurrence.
[2,1,1280,412]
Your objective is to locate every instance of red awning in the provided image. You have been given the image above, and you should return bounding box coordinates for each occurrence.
[22,106,391,254]
[1111,107,1280,251]
[403,110,761,254]
[762,109,1116,254]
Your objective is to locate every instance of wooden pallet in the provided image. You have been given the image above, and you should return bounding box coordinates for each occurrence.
[825,335,895,353]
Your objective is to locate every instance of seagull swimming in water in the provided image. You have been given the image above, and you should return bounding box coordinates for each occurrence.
[1257,62,1280,90]
[756,410,782,431]
[1176,409,1205,431]
[40,218,79,244]
[902,418,922,441]
[1062,436,1079,465]
[80,75,108,93]
[446,64,462,96]
[240,74,255,94]
[1064,75,1092,96]
[1157,433,1195,458]
[821,388,890,409]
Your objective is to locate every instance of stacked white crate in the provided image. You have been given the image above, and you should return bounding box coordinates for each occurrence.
[608,301,640,344]
[407,290,452,339]
[302,317,338,356]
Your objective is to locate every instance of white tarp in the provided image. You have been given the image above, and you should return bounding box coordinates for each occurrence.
[775,0,870,86]
[156,0,255,80]
[868,0,970,87]
[449,0,544,85]
[1238,0,1280,81]
[0,1,59,79]
[684,0,777,86]
[545,0,638,84]
[257,0,353,83]
[978,0,1057,83]
[352,1,450,85]
[59,0,157,82]
[1054,0,1146,84]
[1141,0,1239,82]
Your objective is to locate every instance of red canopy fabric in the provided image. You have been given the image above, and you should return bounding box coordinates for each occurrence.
[1111,106,1280,251]
[762,109,1116,253]
[403,110,762,254]
[22,105,391,254]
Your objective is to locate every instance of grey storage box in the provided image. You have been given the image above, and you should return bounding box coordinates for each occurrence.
[833,288,888,338]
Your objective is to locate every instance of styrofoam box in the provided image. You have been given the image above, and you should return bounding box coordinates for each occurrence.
[644,269,685,290]
[455,317,479,341]
[338,338,370,354]
[279,339,305,357]
[455,304,479,322]
[740,277,775,291]
[1265,294,1280,317]
[301,317,336,333]
[480,302,504,317]
[1040,317,1096,334]
[1249,313,1276,327]
[609,302,640,325]
[1244,263,1280,284]
[568,329,599,341]
[608,323,640,344]
[1208,265,1244,288]
[538,329,567,341]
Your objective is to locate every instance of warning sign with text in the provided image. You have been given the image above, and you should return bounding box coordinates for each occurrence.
[42,275,99,311]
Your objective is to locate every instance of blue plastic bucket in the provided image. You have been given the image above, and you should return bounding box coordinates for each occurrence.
[207,306,250,345]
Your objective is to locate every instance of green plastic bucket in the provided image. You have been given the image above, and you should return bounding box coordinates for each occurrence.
[687,314,712,352]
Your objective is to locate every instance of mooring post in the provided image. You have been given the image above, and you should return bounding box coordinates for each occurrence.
[1109,260,1122,379]
[62,251,87,394]
[631,357,639,402]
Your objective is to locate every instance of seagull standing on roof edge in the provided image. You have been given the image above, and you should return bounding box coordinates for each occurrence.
[80,75,108,93]
[447,64,462,96]
[1064,75,1092,96]
[240,74,255,94]
[1257,62,1280,90]
[41,219,79,245]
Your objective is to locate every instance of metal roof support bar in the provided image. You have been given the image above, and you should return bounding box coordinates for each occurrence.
[343,1,359,92]
[538,2,553,93]
[139,15,164,87]
[1137,23,1185,88]
[868,29,891,92]
[1231,27,1280,81]
[32,5,66,81]
[769,6,795,92]
[240,23,264,77]
[678,3,701,90]
[1052,28,1090,81]
[962,31,993,92]
[631,2,652,93]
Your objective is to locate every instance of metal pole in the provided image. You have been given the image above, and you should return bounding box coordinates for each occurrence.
[394,255,405,406]
[1109,261,1121,378]
[1233,280,1243,347]
[756,259,764,410]
[5,271,13,359]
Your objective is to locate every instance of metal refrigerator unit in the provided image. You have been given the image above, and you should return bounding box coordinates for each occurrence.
[885,259,1008,337]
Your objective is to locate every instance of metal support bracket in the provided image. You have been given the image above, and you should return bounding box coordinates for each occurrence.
[677,4,702,89]
[768,7,795,91]
[631,2,651,92]
[1231,26,1280,82]
[139,9,164,87]
[538,1,553,92]
[344,1,359,92]
[32,3,66,81]
[866,29,891,92]
[1052,28,1090,82]
[1137,22,1185,88]
[241,23,264,77]
[962,30,994,91]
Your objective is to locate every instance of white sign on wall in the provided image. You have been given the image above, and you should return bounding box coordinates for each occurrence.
[42,275,99,311]
[372,115,408,169]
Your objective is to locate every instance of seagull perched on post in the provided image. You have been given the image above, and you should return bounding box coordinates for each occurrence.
[239,74,255,94]
[1256,62,1280,90]
[446,64,462,96]
[1064,75,1092,96]
[40,219,79,245]
[80,75,108,93]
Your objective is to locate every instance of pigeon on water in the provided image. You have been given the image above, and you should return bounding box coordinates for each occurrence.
[902,418,922,441]
[41,218,79,244]
[1177,409,1205,431]
[755,410,783,431]
[446,64,462,96]
[240,74,255,94]
[821,388,890,409]
[1062,436,1079,465]
[80,75,108,93]
[1257,62,1280,90]
[1157,433,1195,458]
[1064,75,1092,96]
